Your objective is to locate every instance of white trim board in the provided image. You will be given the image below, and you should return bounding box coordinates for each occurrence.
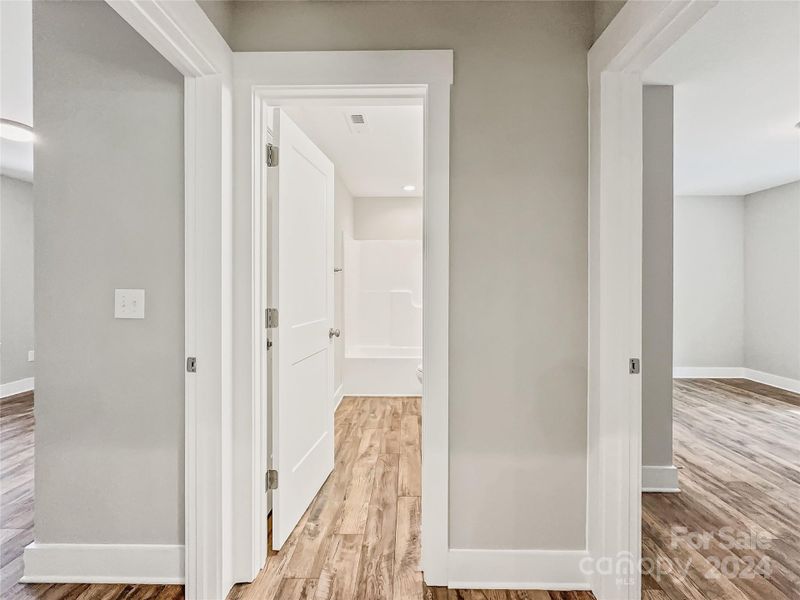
[232,52,452,586]
[744,369,800,394]
[21,543,184,585]
[333,384,344,410]
[642,465,679,493]
[673,367,744,379]
[587,2,717,599]
[101,2,234,599]
[448,549,590,591]
[673,367,800,394]
[0,377,34,398]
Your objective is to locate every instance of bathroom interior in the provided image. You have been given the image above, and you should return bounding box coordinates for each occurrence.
[283,103,424,401]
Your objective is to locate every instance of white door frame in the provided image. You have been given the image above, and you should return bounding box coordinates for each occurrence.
[586,2,716,599]
[231,51,453,587]
[104,2,233,599]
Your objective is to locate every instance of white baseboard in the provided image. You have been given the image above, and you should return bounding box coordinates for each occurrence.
[642,465,679,493]
[673,367,743,379]
[21,542,184,584]
[1,377,34,398]
[333,384,344,410]
[448,548,589,591]
[673,367,800,394]
[742,368,800,395]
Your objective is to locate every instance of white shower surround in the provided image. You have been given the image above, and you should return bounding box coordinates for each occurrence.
[344,238,423,395]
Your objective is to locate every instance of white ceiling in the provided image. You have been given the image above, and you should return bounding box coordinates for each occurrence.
[283,105,423,198]
[0,0,34,182]
[644,0,800,196]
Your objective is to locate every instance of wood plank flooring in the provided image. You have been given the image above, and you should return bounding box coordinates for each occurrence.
[642,379,800,600]
[0,391,184,600]
[7,379,794,599]
[2,393,593,599]
[229,396,593,600]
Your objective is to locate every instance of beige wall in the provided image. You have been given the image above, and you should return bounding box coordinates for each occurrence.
[674,196,746,369]
[744,181,800,380]
[334,175,354,395]
[210,0,593,550]
[33,0,184,544]
[592,0,627,42]
[1,175,35,386]
[642,86,674,468]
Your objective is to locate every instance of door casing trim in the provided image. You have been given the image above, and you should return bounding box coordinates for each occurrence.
[586,2,717,599]
[231,52,453,586]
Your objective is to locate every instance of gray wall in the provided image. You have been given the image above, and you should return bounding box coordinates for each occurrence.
[334,175,354,395]
[592,0,626,43]
[642,86,673,468]
[1,175,35,386]
[353,197,423,241]
[744,180,800,380]
[674,196,745,369]
[214,0,592,551]
[33,0,184,544]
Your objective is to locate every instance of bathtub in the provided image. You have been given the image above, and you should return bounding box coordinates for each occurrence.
[344,345,422,396]
[343,238,423,396]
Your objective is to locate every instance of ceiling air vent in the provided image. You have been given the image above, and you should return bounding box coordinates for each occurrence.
[346,112,370,134]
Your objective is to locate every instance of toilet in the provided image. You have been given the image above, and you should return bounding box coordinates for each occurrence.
[416,363,423,383]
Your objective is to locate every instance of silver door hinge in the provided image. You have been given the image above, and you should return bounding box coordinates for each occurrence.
[186,356,197,373]
[266,469,278,491]
[266,143,279,167]
[629,358,640,374]
[266,307,279,329]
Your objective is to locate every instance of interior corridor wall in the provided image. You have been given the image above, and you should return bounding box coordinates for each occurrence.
[1,175,35,389]
[642,86,674,470]
[334,175,354,400]
[33,0,184,544]
[207,0,593,551]
[744,180,800,381]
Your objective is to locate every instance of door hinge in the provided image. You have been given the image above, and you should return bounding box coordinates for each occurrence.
[266,469,278,491]
[629,358,640,374]
[266,307,279,329]
[186,356,197,373]
[266,143,279,167]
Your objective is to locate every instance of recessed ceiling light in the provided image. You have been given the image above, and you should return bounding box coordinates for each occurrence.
[0,119,35,143]
[403,185,416,192]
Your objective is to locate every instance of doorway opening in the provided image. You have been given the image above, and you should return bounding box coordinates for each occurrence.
[228,72,446,597]
[263,98,424,571]
[639,2,800,598]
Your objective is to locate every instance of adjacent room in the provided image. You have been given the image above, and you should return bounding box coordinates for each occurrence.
[230,100,426,597]
[1,0,35,593]
[640,2,800,598]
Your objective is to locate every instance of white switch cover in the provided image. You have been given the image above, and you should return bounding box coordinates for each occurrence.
[28,350,35,362]
[115,289,145,319]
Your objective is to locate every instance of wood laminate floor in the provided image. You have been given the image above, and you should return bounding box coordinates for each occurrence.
[0,391,184,600]
[642,379,800,600]
[1,393,592,600]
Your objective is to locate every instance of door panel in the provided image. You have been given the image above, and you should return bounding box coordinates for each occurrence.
[272,109,335,550]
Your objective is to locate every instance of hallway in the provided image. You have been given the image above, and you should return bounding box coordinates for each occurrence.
[229,396,422,600]
[1,393,596,599]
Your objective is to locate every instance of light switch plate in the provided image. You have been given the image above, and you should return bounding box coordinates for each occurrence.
[115,289,145,319]
[28,350,35,362]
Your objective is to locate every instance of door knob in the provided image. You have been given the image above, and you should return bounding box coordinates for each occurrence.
[329,328,341,339]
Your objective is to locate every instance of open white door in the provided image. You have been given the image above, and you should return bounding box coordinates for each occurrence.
[271,109,335,550]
